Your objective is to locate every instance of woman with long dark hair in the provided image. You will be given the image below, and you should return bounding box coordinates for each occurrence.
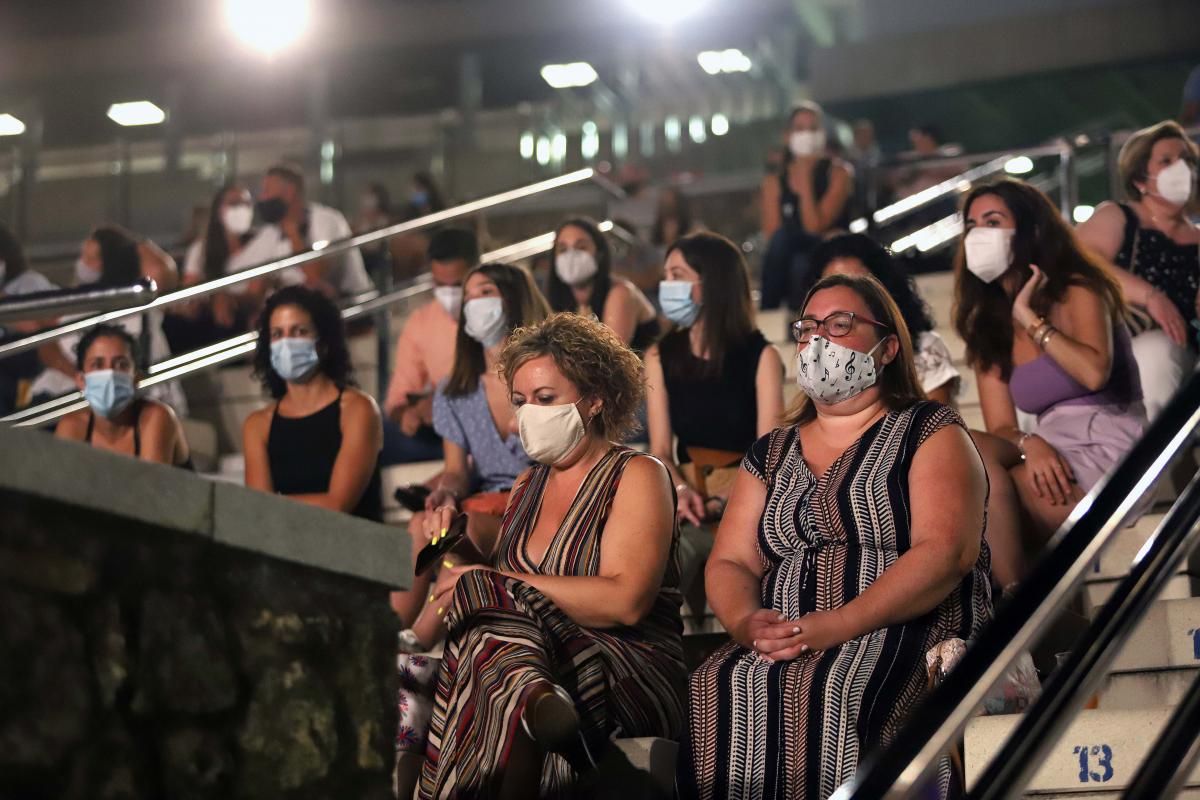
[548,217,659,351]
[955,178,1146,585]
[801,233,960,403]
[645,232,783,527]
[165,183,260,352]
[0,221,56,413]
[759,101,854,312]
[242,285,383,520]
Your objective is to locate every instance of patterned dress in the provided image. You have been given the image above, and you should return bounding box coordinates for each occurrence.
[680,402,993,800]
[418,446,687,798]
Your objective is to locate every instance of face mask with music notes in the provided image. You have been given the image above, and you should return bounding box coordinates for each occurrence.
[795,335,886,404]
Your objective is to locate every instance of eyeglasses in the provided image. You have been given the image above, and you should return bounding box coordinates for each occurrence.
[791,311,890,344]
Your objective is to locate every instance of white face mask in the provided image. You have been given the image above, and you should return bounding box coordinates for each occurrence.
[462,296,506,348]
[516,400,588,465]
[964,227,1015,283]
[555,249,599,286]
[433,285,464,319]
[76,258,102,286]
[1154,159,1194,207]
[789,130,826,158]
[222,205,254,235]
[795,336,885,404]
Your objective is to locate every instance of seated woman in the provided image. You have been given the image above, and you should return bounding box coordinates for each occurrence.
[31,225,186,414]
[242,286,383,520]
[647,231,783,524]
[549,217,659,351]
[801,232,961,404]
[955,179,1146,586]
[415,313,685,798]
[1075,120,1199,419]
[164,182,261,353]
[55,324,192,467]
[681,273,992,799]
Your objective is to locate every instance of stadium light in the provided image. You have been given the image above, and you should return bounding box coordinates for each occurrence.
[0,114,26,136]
[710,113,730,137]
[540,63,598,89]
[625,0,708,26]
[225,0,311,56]
[688,116,707,144]
[519,132,535,160]
[1073,205,1095,223]
[697,49,753,75]
[581,121,600,160]
[107,101,167,127]
[1004,156,1034,175]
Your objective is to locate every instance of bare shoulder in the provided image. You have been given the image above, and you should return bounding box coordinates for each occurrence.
[55,408,89,439]
[139,399,179,432]
[621,452,672,490]
[912,421,977,468]
[342,387,382,420]
[1089,201,1126,226]
[242,403,274,440]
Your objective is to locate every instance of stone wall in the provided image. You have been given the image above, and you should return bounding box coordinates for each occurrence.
[0,427,408,800]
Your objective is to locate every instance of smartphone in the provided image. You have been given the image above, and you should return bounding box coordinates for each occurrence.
[414,512,469,576]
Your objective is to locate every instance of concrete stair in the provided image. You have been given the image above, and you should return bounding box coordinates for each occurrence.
[966,708,1193,794]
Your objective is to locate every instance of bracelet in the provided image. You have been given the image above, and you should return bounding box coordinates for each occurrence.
[675,483,690,495]
[1017,432,1035,460]
[1026,316,1047,337]
[1038,326,1058,349]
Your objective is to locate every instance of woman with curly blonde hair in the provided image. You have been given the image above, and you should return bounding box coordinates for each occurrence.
[416,312,686,798]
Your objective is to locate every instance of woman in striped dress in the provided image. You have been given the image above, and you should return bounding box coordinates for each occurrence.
[418,313,686,798]
[680,274,994,799]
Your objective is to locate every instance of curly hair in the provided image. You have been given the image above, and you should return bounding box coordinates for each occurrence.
[253,286,354,399]
[499,312,646,442]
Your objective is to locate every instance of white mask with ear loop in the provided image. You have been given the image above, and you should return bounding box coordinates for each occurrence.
[516,399,590,465]
[964,227,1015,284]
[795,336,886,404]
[1154,159,1195,207]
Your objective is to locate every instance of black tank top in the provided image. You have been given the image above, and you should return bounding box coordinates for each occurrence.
[267,391,383,521]
[1115,203,1200,328]
[661,329,770,464]
[778,158,852,234]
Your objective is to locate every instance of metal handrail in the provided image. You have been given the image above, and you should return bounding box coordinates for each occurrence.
[832,371,1200,800]
[0,279,159,324]
[0,168,617,361]
[968,470,1200,799]
[5,227,577,428]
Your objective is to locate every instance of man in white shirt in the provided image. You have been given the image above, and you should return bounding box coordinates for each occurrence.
[230,163,374,298]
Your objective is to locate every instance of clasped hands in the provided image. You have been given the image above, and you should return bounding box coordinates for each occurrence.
[736,607,851,662]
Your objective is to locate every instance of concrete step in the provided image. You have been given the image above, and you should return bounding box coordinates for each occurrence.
[1108,597,1200,672]
[1098,667,1197,710]
[1085,574,1199,614]
[965,707,1193,794]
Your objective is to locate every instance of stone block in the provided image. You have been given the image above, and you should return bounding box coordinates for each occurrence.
[211,480,410,588]
[161,727,235,800]
[132,591,238,716]
[237,662,338,797]
[0,425,213,538]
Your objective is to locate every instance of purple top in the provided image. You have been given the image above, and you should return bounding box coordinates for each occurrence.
[1010,324,1142,416]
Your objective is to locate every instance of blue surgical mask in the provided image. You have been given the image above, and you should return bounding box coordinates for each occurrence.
[84,369,136,419]
[659,280,701,327]
[411,190,429,207]
[270,337,320,382]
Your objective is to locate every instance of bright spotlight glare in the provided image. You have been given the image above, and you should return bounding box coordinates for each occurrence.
[519,132,535,160]
[0,114,26,136]
[625,0,708,25]
[535,137,551,166]
[710,113,730,136]
[540,62,598,89]
[551,133,568,161]
[107,101,166,127]
[225,0,311,55]
[697,49,753,75]
[1004,156,1034,175]
[1073,205,1095,223]
[688,116,707,144]
[582,122,600,160]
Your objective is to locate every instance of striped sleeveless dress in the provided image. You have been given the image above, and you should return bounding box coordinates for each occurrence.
[680,402,993,800]
[418,446,686,798]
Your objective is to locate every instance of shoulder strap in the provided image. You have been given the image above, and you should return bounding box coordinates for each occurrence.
[85,410,95,443]
[133,400,143,456]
